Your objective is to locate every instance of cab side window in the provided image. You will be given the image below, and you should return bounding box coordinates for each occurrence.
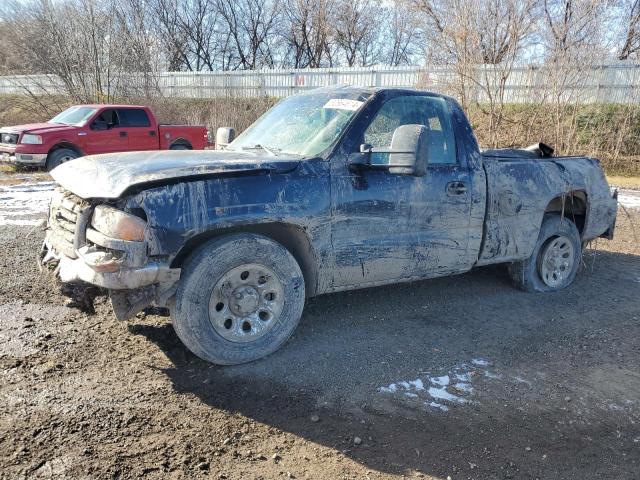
[363,96,457,165]
[95,109,120,129]
[118,108,151,127]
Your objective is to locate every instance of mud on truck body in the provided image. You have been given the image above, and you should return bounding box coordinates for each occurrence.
[41,87,618,365]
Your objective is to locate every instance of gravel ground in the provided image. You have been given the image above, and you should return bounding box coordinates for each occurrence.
[0,174,639,480]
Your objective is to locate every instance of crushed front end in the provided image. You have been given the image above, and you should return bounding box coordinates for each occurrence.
[41,187,180,319]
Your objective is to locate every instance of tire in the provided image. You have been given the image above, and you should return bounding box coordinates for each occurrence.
[171,233,306,365]
[46,148,79,171]
[508,213,582,292]
[170,143,191,150]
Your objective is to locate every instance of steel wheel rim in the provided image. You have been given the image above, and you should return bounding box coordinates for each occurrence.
[539,235,575,288]
[208,263,284,343]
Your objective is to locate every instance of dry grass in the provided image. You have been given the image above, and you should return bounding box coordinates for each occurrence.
[607,175,640,189]
[1,94,640,175]
[589,208,640,256]
[466,104,640,176]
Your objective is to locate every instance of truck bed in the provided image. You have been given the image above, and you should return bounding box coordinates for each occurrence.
[477,154,617,265]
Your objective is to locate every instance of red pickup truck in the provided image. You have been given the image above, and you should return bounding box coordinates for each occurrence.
[0,105,210,170]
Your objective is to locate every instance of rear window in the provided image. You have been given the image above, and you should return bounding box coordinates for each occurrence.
[117,109,150,127]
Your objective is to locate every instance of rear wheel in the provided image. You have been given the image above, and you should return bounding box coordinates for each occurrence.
[170,143,191,150]
[46,148,78,171]
[171,233,305,365]
[508,213,582,292]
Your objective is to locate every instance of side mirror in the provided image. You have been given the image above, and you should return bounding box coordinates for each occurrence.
[216,127,235,150]
[387,124,429,176]
[91,120,108,131]
[350,124,429,176]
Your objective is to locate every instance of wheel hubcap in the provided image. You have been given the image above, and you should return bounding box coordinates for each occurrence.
[539,235,575,288]
[209,263,284,343]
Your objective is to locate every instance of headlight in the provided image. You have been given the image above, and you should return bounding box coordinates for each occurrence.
[91,205,147,241]
[21,134,43,144]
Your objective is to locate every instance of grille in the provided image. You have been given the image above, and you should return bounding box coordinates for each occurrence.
[0,132,19,145]
[47,188,91,258]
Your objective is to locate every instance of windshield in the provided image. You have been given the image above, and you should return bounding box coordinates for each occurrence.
[228,90,371,157]
[49,106,98,126]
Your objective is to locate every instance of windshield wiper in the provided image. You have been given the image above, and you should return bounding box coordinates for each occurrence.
[241,144,280,156]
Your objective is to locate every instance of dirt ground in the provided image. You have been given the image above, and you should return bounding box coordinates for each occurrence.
[1,173,639,480]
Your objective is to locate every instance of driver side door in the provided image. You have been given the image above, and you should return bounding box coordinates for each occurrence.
[84,109,129,154]
[330,94,474,289]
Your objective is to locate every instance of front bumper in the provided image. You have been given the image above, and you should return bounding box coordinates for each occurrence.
[1,151,47,166]
[42,239,180,289]
[43,188,180,290]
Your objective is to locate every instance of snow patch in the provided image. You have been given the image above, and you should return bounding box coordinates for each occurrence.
[617,189,640,210]
[427,401,449,412]
[379,384,398,394]
[471,358,490,367]
[513,375,532,386]
[409,379,425,390]
[377,357,531,413]
[429,375,450,386]
[428,386,467,404]
[453,382,473,393]
[0,181,54,226]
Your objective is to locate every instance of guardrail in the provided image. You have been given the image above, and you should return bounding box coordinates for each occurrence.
[1,64,640,103]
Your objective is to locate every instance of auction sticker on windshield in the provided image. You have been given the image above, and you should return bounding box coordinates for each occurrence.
[323,99,364,111]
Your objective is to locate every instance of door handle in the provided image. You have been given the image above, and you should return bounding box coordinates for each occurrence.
[149,130,156,137]
[446,181,467,195]
[119,131,128,138]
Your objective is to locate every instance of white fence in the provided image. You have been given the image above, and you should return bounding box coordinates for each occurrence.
[1,64,640,103]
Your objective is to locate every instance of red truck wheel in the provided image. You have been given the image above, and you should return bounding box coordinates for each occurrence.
[46,148,78,171]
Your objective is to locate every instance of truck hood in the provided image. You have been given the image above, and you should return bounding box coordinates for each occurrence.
[0,122,76,135]
[50,149,302,199]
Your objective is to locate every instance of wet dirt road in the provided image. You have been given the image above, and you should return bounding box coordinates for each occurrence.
[1,178,639,480]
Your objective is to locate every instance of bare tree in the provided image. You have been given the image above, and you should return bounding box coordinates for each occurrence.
[332,0,381,66]
[217,0,281,69]
[282,0,336,68]
[1,0,162,101]
[540,0,609,151]
[617,0,640,59]
[415,0,535,145]
[385,0,422,66]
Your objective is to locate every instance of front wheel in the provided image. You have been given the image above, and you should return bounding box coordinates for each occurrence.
[171,233,306,365]
[46,148,78,171]
[508,213,582,292]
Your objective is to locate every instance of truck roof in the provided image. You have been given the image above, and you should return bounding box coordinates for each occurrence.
[301,85,448,99]
[70,104,150,109]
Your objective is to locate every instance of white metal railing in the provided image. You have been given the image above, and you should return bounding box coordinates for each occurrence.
[1,64,640,103]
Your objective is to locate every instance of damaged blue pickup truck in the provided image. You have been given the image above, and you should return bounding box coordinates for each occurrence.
[42,87,618,364]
